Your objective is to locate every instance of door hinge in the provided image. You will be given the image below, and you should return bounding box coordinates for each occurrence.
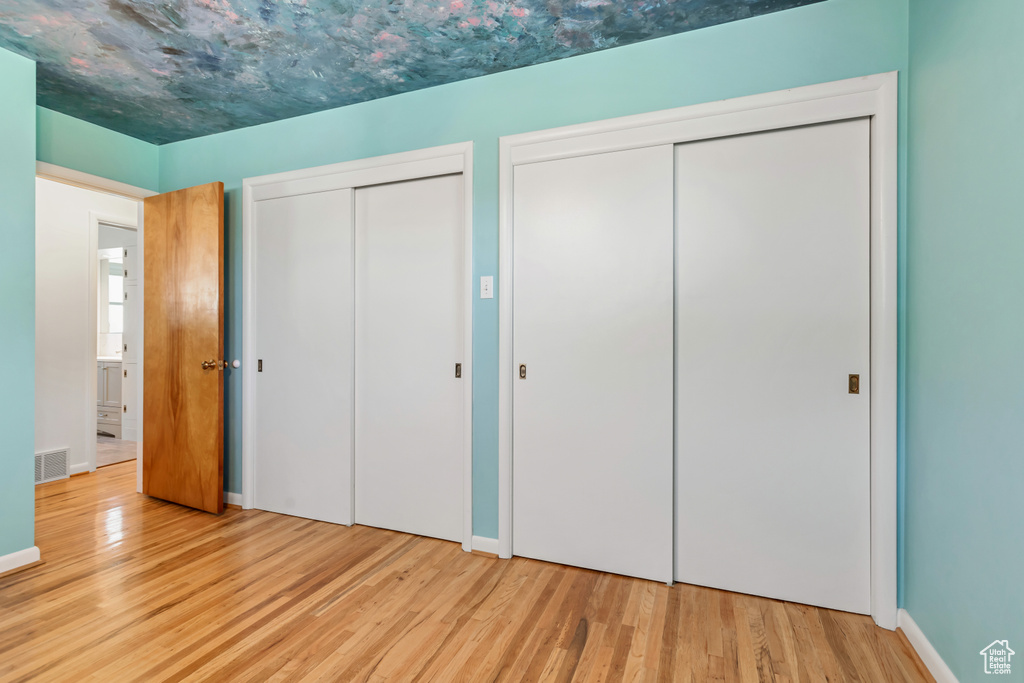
[455,363,462,378]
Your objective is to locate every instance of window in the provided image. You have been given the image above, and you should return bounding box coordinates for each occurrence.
[99,256,124,335]
[108,260,124,334]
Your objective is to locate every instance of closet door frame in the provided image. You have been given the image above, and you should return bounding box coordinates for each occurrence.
[241,142,474,551]
[498,72,899,629]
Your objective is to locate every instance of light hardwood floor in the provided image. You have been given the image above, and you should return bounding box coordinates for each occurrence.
[96,436,137,468]
[0,462,932,682]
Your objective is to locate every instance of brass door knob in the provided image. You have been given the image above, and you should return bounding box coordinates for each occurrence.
[202,360,226,370]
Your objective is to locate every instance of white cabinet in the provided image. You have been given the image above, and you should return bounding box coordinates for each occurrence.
[122,284,137,362]
[123,246,137,284]
[118,247,138,439]
[97,360,123,438]
[122,363,138,441]
[98,361,122,408]
[103,249,137,440]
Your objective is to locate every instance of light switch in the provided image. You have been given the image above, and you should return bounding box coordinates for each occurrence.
[480,276,494,299]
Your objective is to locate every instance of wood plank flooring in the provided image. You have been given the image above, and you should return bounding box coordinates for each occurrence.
[96,437,137,468]
[0,462,932,682]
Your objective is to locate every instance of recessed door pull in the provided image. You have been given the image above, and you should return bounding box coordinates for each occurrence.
[849,374,860,394]
[455,363,462,378]
[519,364,527,379]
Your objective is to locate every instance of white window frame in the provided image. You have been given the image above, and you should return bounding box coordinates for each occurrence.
[241,142,475,551]
[497,72,899,629]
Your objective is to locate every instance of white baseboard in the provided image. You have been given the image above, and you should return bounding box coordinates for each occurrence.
[0,546,40,575]
[70,462,91,476]
[898,608,959,683]
[225,492,243,507]
[472,535,499,555]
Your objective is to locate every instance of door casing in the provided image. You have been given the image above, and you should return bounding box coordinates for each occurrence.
[498,72,900,629]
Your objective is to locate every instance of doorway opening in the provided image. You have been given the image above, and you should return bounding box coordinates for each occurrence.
[34,163,154,484]
[96,224,138,468]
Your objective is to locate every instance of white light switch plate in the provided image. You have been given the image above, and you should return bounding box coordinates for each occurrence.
[480,276,494,299]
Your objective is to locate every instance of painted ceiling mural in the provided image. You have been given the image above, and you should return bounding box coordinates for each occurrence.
[0,0,824,144]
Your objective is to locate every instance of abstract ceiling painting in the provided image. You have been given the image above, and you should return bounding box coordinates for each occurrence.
[0,0,824,144]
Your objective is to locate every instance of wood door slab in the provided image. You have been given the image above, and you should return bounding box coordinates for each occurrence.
[143,182,224,514]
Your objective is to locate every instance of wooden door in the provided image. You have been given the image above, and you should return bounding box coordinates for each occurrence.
[143,182,224,514]
[512,146,675,583]
[674,120,871,613]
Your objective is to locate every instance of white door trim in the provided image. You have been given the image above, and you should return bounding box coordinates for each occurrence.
[135,203,146,493]
[242,142,475,552]
[37,162,157,201]
[498,72,899,629]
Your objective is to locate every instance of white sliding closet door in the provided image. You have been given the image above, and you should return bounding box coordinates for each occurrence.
[354,174,464,543]
[254,189,354,525]
[675,120,871,613]
[513,146,674,583]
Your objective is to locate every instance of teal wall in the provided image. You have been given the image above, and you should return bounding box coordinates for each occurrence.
[11,1,1024,676]
[36,107,160,192]
[906,1,1024,680]
[0,60,156,563]
[159,0,910,544]
[0,48,37,557]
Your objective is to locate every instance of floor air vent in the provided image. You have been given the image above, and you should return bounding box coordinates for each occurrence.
[35,449,70,484]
